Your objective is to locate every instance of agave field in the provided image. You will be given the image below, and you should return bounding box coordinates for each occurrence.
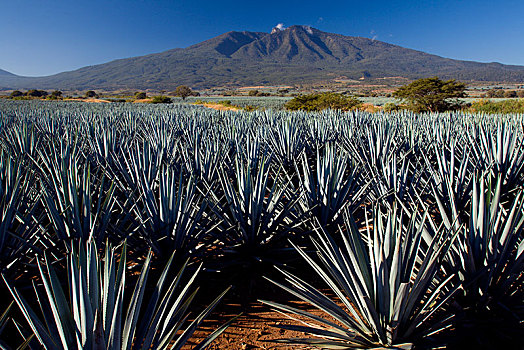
[0,99,523,349]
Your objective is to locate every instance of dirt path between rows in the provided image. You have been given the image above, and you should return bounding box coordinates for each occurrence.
[199,103,241,111]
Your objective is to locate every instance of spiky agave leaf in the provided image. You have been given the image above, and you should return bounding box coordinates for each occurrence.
[0,302,35,350]
[34,141,117,244]
[0,150,42,275]
[437,172,524,347]
[468,122,524,191]
[143,166,210,260]
[2,239,231,350]
[266,116,307,168]
[0,119,39,161]
[423,136,474,232]
[180,134,225,185]
[296,142,368,227]
[455,173,524,302]
[207,152,302,260]
[261,204,460,348]
[0,302,13,347]
[113,137,211,259]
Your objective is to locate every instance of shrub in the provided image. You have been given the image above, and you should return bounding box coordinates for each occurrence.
[135,91,147,99]
[150,95,172,104]
[383,102,402,112]
[85,90,99,98]
[11,96,31,100]
[285,92,361,111]
[486,89,505,98]
[46,90,63,100]
[9,90,23,97]
[468,99,524,114]
[26,89,48,98]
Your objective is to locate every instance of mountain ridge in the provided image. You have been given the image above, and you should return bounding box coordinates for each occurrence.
[1,25,524,90]
[0,69,17,77]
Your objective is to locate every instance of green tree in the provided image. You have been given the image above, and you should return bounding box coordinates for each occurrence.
[285,92,361,112]
[383,102,402,112]
[26,89,48,98]
[393,77,466,112]
[518,90,524,98]
[51,90,62,98]
[248,90,259,96]
[175,85,193,100]
[85,90,98,98]
[504,90,517,98]
[486,89,504,98]
[150,95,172,104]
[10,90,23,97]
[135,91,147,99]
[469,99,524,114]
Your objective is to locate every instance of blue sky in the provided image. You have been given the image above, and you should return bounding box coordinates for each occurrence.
[1,0,523,76]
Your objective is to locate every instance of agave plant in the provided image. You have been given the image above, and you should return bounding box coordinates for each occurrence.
[468,122,524,191]
[369,151,421,207]
[34,141,118,244]
[461,174,524,299]
[138,166,210,260]
[0,302,35,349]
[305,112,337,146]
[421,172,524,347]
[422,137,474,231]
[180,134,225,185]
[85,118,124,167]
[0,302,14,348]
[0,151,41,275]
[296,143,367,227]
[112,139,211,259]
[451,173,524,325]
[207,152,302,263]
[266,116,307,168]
[2,239,232,349]
[0,120,39,162]
[262,204,460,348]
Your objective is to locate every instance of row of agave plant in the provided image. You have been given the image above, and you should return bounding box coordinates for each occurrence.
[0,100,523,348]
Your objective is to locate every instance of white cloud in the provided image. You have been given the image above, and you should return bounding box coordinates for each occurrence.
[275,23,285,31]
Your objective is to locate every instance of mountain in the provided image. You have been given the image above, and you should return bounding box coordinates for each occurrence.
[0,69,17,77]
[2,25,524,90]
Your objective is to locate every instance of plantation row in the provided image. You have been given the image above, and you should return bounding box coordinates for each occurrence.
[0,100,523,349]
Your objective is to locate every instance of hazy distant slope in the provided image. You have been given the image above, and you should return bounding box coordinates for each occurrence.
[1,25,524,90]
[0,69,17,77]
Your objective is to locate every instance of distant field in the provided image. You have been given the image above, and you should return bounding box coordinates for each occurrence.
[173,96,517,110]
[179,96,291,109]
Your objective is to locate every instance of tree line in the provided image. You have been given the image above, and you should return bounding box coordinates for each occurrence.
[285,77,524,113]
